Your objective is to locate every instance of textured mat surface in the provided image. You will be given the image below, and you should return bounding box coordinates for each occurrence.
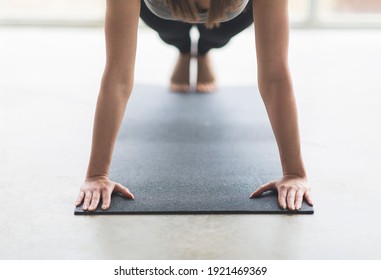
[75,85,313,215]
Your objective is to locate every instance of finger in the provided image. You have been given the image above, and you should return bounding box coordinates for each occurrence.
[75,191,85,206]
[101,189,112,210]
[278,185,287,209]
[114,183,135,199]
[88,191,100,211]
[250,181,276,198]
[82,191,92,210]
[287,188,296,210]
[304,190,314,206]
[295,190,304,210]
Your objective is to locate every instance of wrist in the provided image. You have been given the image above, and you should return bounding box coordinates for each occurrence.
[283,171,307,180]
[86,162,110,180]
[86,171,109,180]
[281,154,307,179]
[85,175,110,184]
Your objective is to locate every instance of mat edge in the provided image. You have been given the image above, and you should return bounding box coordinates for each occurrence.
[74,209,314,215]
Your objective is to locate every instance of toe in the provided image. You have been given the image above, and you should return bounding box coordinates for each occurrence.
[197,82,216,93]
[170,83,189,93]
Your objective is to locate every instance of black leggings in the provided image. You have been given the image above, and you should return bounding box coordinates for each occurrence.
[139,0,253,55]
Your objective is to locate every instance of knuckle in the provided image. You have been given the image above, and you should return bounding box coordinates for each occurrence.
[82,185,92,191]
[90,185,100,191]
[102,188,111,195]
[100,185,109,191]
[287,192,295,198]
[296,189,303,195]
[279,185,287,191]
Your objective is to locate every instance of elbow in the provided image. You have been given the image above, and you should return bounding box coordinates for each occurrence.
[101,67,135,97]
[257,67,293,97]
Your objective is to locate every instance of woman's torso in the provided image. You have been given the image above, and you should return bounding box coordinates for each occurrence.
[143,0,250,23]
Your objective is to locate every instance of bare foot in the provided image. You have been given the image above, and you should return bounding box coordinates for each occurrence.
[196,53,216,93]
[170,53,190,93]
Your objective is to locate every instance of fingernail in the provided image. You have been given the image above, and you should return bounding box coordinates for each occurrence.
[283,204,287,210]
[102,205,107,209]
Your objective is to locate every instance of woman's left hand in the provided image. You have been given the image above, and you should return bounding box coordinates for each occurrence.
[250,174,314,210]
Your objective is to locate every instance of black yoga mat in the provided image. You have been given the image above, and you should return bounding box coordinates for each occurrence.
[74,85,314,215]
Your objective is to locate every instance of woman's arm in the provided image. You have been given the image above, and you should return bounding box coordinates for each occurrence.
[75,0,141,211]
[250,0,313,210]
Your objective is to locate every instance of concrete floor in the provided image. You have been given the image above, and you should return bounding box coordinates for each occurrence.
[0,26,380,259]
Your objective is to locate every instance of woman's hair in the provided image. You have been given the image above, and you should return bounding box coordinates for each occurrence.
[164,0,242,28]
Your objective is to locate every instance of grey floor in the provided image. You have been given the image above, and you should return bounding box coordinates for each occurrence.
[0,26,380,259]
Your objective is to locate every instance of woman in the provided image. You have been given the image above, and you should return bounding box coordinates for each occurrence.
[75,0,314,212]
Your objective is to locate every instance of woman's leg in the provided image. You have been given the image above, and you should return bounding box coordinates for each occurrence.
[140,0,193,92]
[196,0,254,92]
[197,0,253,55]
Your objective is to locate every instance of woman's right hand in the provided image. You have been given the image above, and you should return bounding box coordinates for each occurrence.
[75,176,135,211]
